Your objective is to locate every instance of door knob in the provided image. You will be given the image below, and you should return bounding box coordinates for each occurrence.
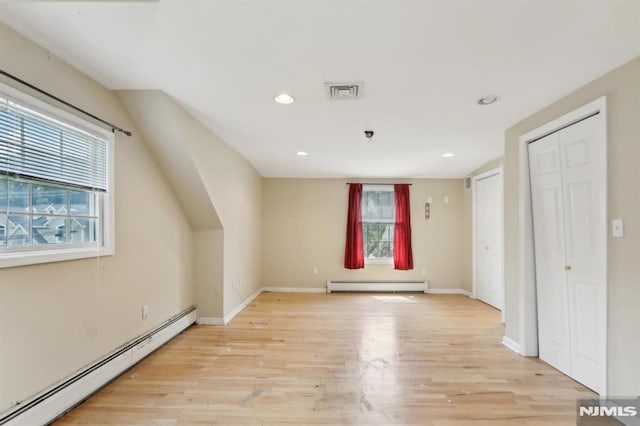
[565,265,572,271]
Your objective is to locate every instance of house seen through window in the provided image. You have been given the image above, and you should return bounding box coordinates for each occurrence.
[1,180,98,248]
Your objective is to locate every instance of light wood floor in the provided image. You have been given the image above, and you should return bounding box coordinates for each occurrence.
[55,293,594,425]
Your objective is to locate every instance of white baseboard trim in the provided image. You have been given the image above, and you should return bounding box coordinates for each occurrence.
[198,285,471,328]
[196,317,224,325]
[222,287,263,324]
[262,286,327,294]
[427,288,471,296]
[502,336,521,354]
[326,281,428,293]
[0,307,197,426]
[198,287,326,327]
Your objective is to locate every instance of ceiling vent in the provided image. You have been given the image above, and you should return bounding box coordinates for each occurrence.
[325,82,363,100]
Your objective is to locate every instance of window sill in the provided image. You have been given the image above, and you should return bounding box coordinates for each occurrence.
[365,258,394,265]
[0,246,114,269]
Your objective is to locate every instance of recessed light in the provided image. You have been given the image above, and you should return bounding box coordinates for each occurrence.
[477,95,499,106]
[274,93,295,104]
[442,153,455,158]
[296,151,308,156]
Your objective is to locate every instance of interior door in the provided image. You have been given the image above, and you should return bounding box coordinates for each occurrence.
[529,133,572,377]
[474,172,503,310]
[529,113,604,393]
[558,116,604,393]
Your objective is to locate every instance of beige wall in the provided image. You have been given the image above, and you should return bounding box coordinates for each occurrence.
[117,91,263,319]
[162,96,263,317]
[461,157,504,291]
[0,24,195,412]
[194,229,224,317]
[262,178,465,290]
[504,56,640,395]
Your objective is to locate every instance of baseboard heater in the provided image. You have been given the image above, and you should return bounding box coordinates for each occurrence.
[326,280,428,293]
[0,306,198,426]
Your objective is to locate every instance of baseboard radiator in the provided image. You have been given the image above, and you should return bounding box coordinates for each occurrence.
[326,280,428,293]
[0,306,198,426]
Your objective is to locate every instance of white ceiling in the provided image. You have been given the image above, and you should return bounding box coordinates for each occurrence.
[1,0,639,178]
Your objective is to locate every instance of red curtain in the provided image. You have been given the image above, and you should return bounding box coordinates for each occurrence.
[344,183,364,269]
[394,184,414,270]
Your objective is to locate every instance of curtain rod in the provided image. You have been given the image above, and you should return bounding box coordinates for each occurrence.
[0,69,132,137]
[346,183,412,186]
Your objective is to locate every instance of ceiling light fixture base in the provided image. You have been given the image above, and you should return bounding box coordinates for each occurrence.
[477,95,499,106]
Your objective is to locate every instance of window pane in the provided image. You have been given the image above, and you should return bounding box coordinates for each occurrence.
[364,223,375,245]
[380,224,390,242]
[364,191,380,220]
[380,191,394,220]
[365,240,377,258]
[363,223,393,259]
[69,190,96,217]
[362,190,394,222]
[0,177,7,212]
[33,184,67,215]
[70,218,97,244]
[380,241,392,258]
[0,214,6,247]
[8,180,29,213]
[362,191,371,220]
[370,242,378,258]
[7,214,29,247]
[32,216,67,245]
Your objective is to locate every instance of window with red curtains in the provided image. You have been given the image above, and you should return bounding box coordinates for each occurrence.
[344,183,364,269]
[345,183,413,270]
[393,184,413,270]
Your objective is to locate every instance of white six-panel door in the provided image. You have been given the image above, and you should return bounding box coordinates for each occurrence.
[474,172,503,310]
[528,132,573,376]
[528,113,605,393]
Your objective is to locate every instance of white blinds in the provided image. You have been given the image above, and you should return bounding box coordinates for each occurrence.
[0,95,108,191]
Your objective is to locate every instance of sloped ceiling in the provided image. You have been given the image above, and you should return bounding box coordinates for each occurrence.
[117,90,222,230]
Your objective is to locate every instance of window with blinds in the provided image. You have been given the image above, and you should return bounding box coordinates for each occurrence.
[0,95,108,191]
[0,89,114,267]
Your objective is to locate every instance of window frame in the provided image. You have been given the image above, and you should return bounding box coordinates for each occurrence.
[362,185,395,265]
[0,82,115,269]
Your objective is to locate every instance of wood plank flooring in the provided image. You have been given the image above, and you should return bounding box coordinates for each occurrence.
[55,293,594,425]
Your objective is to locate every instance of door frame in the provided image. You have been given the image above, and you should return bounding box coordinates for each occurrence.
[472,166,505,322]
[517,96,608,394]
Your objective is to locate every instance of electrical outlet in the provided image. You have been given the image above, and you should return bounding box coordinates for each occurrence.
[142,304,149,320]
[612,219,624,238]
[312,267,319,275]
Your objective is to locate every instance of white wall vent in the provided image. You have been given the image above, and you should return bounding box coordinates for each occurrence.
[325,82,363,100]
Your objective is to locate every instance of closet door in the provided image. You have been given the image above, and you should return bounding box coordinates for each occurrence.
[529,113,605,394]
[529,133,572,377]
[475,172,503,310]
[558,116,604,393]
